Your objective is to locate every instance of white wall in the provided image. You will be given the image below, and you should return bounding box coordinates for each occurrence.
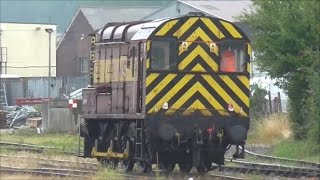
[0,23,57,77]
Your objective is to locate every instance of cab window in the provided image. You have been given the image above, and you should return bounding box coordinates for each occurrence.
[151,40,176,70]
[220,41,245,72]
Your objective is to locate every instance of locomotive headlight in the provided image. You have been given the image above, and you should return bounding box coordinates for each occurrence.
[162,102,168,109]
[228,104,234,111]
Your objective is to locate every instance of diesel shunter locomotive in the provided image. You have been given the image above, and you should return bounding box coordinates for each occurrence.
[81,12,251,173]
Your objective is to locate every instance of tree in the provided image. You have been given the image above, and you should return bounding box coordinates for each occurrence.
[240,0,319,149]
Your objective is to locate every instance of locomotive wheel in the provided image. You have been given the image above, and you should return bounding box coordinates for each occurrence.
[110,158,119,169]
[196,164,207,173]
[136,161,152,173]
[119,139,134,172]
[196,161,211,173]
[98,158,110,167]
[159,162,175,173]
[120,159,134,172]
[178,163,193,173]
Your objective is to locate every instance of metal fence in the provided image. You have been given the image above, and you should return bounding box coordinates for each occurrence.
[3,76,89,106]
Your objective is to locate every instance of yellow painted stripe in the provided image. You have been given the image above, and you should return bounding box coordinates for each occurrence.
[237,76,250,89]
[220,21,242,38]
[147,41,150,52]
[178,27,215,55]
[191,63,206,72]
[146,58,150,69]
[203,75,247,117]
[220,76,249,107]
[182,99,213,116]
[247,63,251,73]
[173,17,198,38]
[166,82,225,115]
[247,44,252,73]
[155,20,179,36]
[200,18,225,39]
[247,44,252,56]
[146,74,176,105]
[179,45,218,72]
[146,73,159,87]
[147,75,194,114]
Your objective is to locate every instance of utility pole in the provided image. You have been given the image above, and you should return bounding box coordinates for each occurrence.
[45,28,53,98]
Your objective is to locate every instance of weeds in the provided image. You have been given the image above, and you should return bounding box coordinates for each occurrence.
[248,113,292,145]
[272,139,320,162]
[0,127,82,152]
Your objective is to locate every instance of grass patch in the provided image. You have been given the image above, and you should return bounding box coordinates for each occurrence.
[0,127,83,152]
[271,139,320,162]
[248,113,292,144]
[93,168,125,180]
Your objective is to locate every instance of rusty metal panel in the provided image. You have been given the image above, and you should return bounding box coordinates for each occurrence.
[124,81,136,114]
[97,93,111,114]
[82,88,96,114]
[111,83,122,113]
[81,113,145,120]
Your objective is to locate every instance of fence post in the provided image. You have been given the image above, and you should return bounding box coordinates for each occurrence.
[278,92,282,113]
[268,91,272,114]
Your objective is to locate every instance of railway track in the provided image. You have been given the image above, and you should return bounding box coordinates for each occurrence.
[244,148,320,169]
[0,154,99,170]
[221,149,320,178]
[0,165,94,178]
[213,164,319,178]
[1,141,319,178]
[0,141,79,155]
[210,173,243,180]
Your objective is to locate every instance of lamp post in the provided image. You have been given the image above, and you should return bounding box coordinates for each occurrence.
[45,28,53,98]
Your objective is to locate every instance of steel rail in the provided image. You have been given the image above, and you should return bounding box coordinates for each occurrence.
[210,173,243,180]
[243,148,320,169]
[0,141,80,155]
[0,166,94,178]
[213,165,319,178]
[226,158,319,174]
[0,155,99,171]
[0,154,98,166]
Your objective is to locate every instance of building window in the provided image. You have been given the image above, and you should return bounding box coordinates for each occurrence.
[220,41,245,72]
[79,57,89,74]
[151,40,176,70]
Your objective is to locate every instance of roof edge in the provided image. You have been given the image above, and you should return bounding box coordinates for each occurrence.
[178,0,230,22]
[57,8,81,49]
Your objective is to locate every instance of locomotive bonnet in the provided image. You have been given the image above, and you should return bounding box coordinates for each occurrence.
[81,12,251,173]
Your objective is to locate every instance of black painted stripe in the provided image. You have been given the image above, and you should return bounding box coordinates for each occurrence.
[178,19,219,41]
[213,75,249,114]
[213,19,233,40]
[146,73,183,111]
[183,55,215,73]
[197,76,229,109]
[146,73,167,94]
[165,75,198,108]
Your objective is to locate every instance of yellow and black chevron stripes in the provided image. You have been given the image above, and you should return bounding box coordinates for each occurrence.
[178,45,218,72]
[201,18,225,39]
[220,21,242,38]
[177,27,218,55]
[153,17,246,41]
[146,73,250,117]
[173,17,198,38]
[155,20,179,36]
